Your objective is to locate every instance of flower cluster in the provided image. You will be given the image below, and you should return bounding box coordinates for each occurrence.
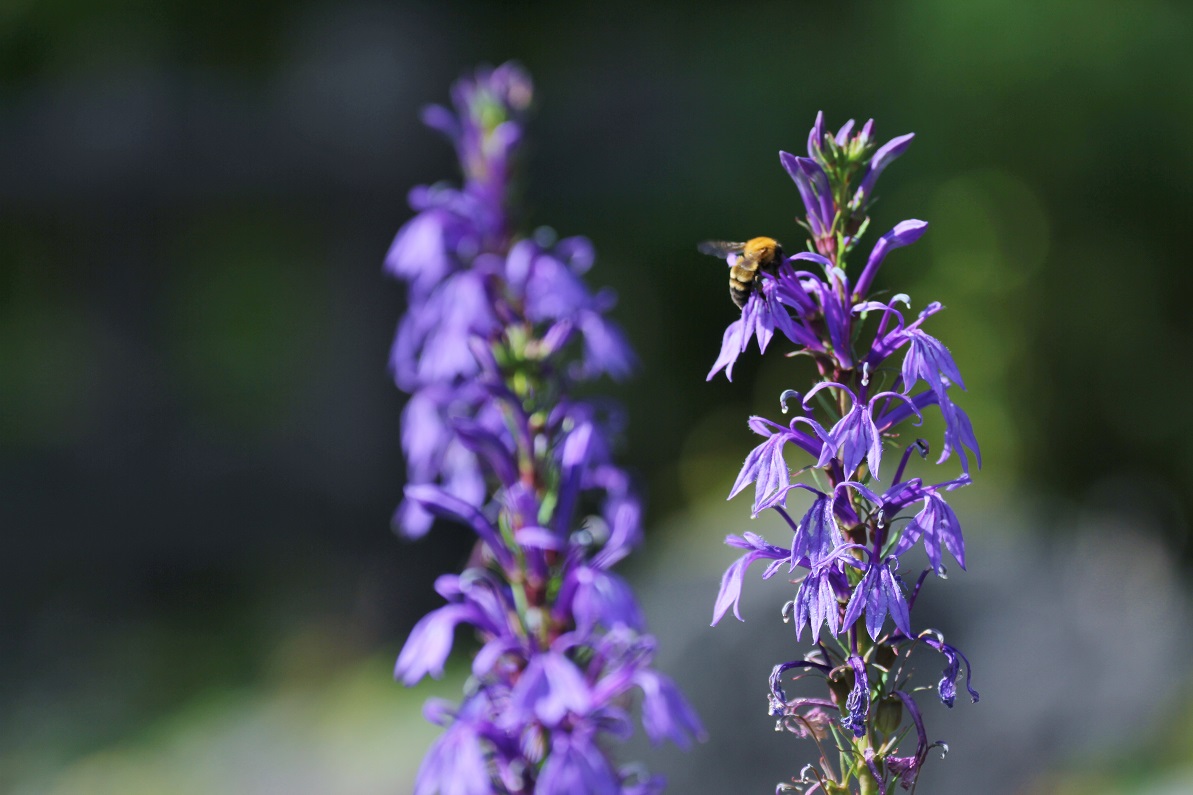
[708,114,979,794]
[388,63,702,795]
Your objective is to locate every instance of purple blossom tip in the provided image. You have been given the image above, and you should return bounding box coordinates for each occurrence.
[853,220,928,300]
[834,118,856,146]
[855,132,915,203]
[779,153,833,236]
[807,111,826,156]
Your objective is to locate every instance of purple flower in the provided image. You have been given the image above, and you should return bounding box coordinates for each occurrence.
[862,302,982,475]
[842,555,912,640]
[780,151,834,239]
[728,416,826,516]
[789,488,845,567]
[395,383,492,539]
[886,690,931,790]
[414,719,490,795]
[793,563,846,643]
[706,272,803,381]
[901,327,966,399]
[807,111,826,155]
[923,638,980,707]
[391,269,498,389]
[804,382,921,480]
[854,131,915,204]
[842,655,870,737]
[403,484,514,569]
[510,651,593,727]
[893,490,967,574]
[394,603,479,686]
[537,733,619,795]
[768,659,833,710]
[938,396,982,474]
[565,565,646,633]
[634,669,707,749]
[384,202,463,298]
[785,258,858,368]
[852,219,928,301]
[711,532,790,625]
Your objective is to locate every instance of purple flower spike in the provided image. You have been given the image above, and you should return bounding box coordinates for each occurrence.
[705,111,980,793]
[391,64,699,795]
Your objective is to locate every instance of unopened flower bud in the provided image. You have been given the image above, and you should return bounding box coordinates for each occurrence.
[874,696,903,734]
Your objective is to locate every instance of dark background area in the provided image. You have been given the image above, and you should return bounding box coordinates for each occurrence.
[3,1,1192,793]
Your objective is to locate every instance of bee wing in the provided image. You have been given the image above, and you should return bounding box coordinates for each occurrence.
[697,240,747,258]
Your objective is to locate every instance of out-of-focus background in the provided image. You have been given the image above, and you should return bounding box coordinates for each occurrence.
[3,1,1192,793]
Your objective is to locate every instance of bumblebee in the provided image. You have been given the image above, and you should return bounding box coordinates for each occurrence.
[697,236,785,308]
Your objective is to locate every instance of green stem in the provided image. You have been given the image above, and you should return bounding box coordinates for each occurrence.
[858,765,880,795]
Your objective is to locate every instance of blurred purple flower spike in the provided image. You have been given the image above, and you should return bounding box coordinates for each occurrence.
[388,63,702,795]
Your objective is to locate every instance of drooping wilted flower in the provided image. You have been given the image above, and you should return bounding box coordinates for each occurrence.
[388,63,702,795]
[706,114,978,793]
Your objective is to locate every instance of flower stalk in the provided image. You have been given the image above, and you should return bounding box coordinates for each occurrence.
[709,113,979,794]
[388,63,703,795]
